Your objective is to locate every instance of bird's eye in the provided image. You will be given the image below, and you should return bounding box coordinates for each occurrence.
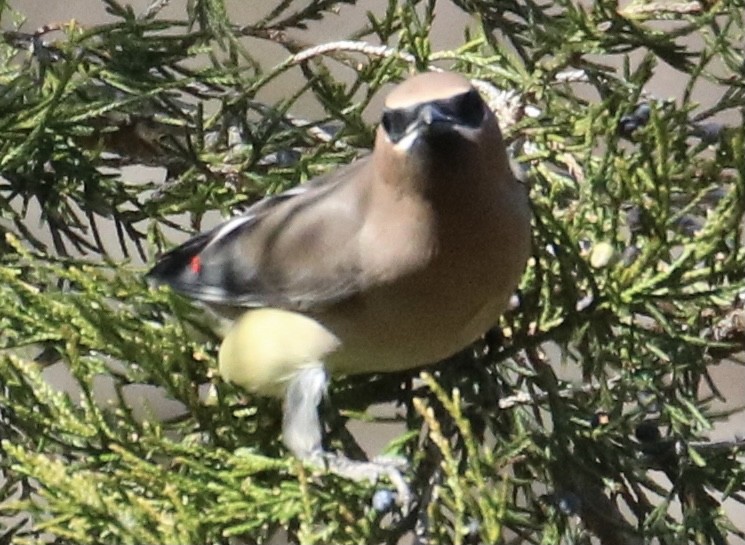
[382,109,409,143]
[456,89,485,128]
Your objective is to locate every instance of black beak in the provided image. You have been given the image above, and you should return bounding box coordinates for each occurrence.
[418,103,453,128]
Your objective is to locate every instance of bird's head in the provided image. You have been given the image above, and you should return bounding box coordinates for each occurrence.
[378,71,498,152]
[374,71,507,196]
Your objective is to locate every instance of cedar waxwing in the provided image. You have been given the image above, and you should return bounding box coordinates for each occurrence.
[147,71,532,503]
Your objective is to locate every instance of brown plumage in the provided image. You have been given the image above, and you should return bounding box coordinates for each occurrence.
[147,71,531,503]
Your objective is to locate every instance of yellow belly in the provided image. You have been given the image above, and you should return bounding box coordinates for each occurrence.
[218,308,340,397]
[218,283,509,397]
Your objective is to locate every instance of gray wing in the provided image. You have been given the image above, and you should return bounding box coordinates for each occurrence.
[147,157,372,311]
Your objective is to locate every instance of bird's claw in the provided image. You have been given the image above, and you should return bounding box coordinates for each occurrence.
[307,451,412,511]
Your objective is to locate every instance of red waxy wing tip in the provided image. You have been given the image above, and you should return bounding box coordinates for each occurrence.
[189,255,202,274]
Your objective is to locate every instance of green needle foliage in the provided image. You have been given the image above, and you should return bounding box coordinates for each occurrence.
[1,0,744,543]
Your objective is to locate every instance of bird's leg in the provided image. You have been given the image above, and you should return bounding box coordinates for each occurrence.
[282,365,327,457]
[283,366,411,508]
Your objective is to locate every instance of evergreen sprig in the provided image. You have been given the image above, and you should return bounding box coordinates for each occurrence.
[1,0,744,543]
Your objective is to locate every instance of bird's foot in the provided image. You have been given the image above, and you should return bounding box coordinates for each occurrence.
[306,451,412,510]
